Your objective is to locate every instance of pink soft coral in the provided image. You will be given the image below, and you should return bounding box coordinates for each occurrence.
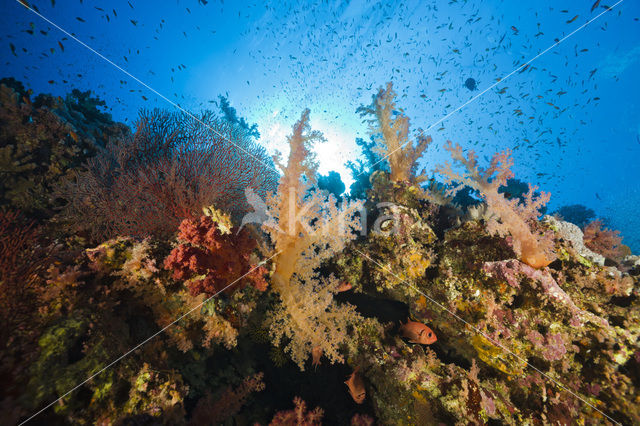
[582,219,627,261]
[435,141,554,268]
[269,397,323,426]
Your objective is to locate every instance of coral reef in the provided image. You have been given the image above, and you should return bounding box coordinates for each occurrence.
[0,78,128,220]
[435,140,555,268]
[4,80,640,425]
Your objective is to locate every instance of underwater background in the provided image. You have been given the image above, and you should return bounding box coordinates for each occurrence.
[3,0,640,251]
[1,0,640,425]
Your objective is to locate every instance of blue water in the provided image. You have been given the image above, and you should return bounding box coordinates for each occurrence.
[2,0,639,251]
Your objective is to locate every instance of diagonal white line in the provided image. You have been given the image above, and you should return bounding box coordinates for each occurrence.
[19,249,282,425]
[15,0,279,174]
[361,0,625,177]
[353,248,621,425]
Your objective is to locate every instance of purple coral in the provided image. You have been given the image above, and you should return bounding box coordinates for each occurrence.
[483,260,587,327]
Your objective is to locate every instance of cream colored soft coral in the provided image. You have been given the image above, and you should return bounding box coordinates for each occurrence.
[358,82,431,183]
[435,140,554,269]
[264,109,363,370]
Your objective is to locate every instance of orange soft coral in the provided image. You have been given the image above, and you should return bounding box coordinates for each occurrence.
[435,141,554,268]
[264,109,364,369]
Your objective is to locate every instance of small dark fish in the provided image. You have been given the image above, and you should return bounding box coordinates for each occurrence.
[591,0,601,12]
[130,19,138,26]
[58,41,64,51]
[596,193,602,200]
[464,78,477,90]
[76,17,85,22]
[589,68,597,78]
[128,1,134,8]
[9,43,17,56]
[566,15,579,23]
[142,95,148,100]
[511,25,519,34]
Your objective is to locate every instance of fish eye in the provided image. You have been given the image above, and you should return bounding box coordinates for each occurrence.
[428,332,432,337]
[380,219,393,231]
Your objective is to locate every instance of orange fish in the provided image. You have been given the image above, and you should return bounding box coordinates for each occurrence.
[69,130,79,142]
[311,346,323,369]
[399,320,437,344]
[336,281,352,292]
[345,367,365,404]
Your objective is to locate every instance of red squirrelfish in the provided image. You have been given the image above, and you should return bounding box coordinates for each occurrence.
[345,367,365,404]
[399,320,437,344]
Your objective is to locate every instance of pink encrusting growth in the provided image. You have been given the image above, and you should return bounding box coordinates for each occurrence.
[435,141,555,268]
[483,259,608,327]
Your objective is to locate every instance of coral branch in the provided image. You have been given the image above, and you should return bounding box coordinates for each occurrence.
[435,141,554,268]
[358,82,431,183]
[264,109,364,369]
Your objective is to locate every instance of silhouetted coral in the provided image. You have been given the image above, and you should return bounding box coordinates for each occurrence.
[59,108,278,240]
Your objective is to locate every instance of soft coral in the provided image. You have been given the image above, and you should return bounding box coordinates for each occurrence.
[435,141,554,268]
[164,210,268,296]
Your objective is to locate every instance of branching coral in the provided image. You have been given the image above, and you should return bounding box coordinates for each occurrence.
[264,109,364,370]
[582,219,628,261]
[0,210,51,327]
[357,82,432,183]
[60,108,278,240]
[435,140,554,268]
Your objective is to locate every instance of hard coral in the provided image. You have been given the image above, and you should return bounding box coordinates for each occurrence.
[164,210,268,297]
